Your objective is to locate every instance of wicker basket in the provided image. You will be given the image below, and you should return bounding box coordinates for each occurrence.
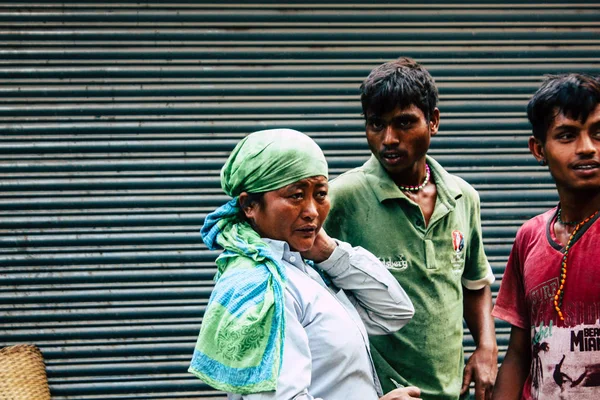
[0,344,51,400]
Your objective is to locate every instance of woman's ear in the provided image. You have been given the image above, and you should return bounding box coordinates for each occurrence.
[238,192,257,219]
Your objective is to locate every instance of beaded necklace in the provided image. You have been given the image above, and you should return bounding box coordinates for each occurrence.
[398,164,430,192]
[554,208,599,321]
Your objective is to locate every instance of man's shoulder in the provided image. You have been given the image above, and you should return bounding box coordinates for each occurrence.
[434,168,481,206]
[329,167,370,199]
[521,209,552,231]
[447,172,479,199]
[514,209,554,246]
[427,157,479,201]
[325,166,375,236]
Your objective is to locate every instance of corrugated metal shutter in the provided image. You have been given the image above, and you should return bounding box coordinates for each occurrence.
[1,1,599,398]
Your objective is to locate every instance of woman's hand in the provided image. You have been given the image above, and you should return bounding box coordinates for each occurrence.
[379,386,422,400]
[299,228,337,263]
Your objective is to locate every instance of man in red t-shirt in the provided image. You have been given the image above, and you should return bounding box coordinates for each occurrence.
[492,74,600,400]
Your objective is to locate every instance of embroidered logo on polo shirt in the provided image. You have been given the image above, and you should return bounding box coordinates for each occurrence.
[451,230,465,270]
[379,255,408,271]
[452,230,464,253]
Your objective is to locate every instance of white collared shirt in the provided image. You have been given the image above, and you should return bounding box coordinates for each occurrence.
[228,239,414,400]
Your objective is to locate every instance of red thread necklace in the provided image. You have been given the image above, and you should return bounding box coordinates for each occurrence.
[554,208,599,321]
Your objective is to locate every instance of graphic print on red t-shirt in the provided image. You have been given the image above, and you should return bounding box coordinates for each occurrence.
[493,208,600,400]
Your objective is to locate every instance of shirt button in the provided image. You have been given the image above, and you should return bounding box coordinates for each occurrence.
[415,220,423,227]
[289,256,296,263]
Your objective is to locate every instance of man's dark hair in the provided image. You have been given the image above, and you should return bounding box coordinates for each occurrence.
[527,73,600,143]
[360,57,439,122]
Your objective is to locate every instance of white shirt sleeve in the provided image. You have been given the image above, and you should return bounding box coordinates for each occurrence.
[227,289,322,400]
[316,240,414,335]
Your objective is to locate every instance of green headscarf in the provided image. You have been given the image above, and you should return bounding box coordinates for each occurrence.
[189,128,329,394]
[221,128,328,196]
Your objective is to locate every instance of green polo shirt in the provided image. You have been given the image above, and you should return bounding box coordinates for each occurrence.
[325,155,493,400]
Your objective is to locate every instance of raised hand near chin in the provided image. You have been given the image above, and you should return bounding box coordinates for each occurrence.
[299,228,337,263]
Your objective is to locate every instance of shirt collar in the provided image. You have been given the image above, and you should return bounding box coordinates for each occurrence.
[262,238,308,271]
[263,237,287,260]
[363,154,462,208]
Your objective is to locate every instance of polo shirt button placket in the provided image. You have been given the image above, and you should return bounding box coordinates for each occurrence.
[415,219,424,230]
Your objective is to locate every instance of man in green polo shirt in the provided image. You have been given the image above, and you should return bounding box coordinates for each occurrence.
[324,57,498,400]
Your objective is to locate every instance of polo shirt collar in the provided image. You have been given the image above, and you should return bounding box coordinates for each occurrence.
[363,154,462,208]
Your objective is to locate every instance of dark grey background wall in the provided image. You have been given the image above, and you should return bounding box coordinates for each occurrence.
[1,1,599,399]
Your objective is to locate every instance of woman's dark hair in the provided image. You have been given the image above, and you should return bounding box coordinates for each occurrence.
[527,74,600,143]
[360,57,439,122]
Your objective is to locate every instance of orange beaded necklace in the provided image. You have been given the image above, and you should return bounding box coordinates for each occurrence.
[554,208,599,321]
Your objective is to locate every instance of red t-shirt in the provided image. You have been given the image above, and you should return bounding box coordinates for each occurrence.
[493,207,600,400]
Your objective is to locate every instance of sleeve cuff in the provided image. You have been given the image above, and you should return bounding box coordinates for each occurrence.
[492,305,528,329]
[462,268,495,290]
[315,239,351,277]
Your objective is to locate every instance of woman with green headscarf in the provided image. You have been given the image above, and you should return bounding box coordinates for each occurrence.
[189,129,417,400]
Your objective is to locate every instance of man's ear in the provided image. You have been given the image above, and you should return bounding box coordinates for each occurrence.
[528,136,546,164]
[429,108,440,136]
[238,192,257,219]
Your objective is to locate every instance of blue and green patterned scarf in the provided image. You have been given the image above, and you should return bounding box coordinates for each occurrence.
[189,129,328,394]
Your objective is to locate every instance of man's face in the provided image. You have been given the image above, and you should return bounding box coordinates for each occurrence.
[530,104,600,193]
[365,104,439,177]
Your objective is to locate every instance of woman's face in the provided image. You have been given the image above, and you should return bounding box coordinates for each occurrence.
[243,176,330,252]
